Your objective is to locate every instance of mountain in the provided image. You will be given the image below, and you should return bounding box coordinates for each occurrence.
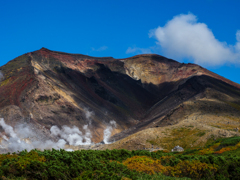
[0,48,240,148]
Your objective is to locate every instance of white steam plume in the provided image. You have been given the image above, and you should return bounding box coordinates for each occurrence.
[50,124,92,146]
[103,120,117,144]
[83,107,94,125]
[83,125,92,144]
[0,118,67,152]
[0,118,17,138]
[0,118,94,153]
[0,71,4,81]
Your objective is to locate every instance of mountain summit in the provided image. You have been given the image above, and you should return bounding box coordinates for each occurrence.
[0,48,240,147]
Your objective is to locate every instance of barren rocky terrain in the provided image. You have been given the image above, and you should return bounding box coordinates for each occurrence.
[0,48,240,152]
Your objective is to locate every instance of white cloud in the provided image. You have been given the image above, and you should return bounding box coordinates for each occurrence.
[126,47,152,54]
[91,46,108,52]
[236,30,240,52]
[149,13,240,66]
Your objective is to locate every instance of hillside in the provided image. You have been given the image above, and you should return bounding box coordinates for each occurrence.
[0,48,240,151]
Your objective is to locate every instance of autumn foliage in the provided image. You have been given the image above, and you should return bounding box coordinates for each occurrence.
[165,160,217,179]
[0,136,240,179]
[123,156,166,175]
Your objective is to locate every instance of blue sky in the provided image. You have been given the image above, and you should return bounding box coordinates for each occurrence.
[1,0,240,84]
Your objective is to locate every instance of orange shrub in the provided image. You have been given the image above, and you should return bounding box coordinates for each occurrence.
[214,147,231,154]
[214,146,237,154]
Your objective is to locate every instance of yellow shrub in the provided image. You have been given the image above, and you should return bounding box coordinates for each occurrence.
[165,160,218,179]
[121,177,132,180]
[236,142,240,148]
[0,154,19,165]
[15,151,46,170]
[197,143,221,155]
[123,156,166,175]
[8,151,46,171]
[198,148,214,155]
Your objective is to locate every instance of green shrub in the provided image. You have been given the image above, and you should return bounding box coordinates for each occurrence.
[1,136,240,179]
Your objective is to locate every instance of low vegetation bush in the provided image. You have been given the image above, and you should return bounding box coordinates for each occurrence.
[165,160,218,179]
[123,156,166,175]
[0,136,240,179]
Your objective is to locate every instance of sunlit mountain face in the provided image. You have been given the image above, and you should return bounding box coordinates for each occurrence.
[0,48,240,152]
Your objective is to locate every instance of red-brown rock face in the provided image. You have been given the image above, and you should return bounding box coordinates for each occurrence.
[0,48,239,143]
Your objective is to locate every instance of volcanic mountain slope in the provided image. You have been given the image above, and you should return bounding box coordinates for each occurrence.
[0,48,240,145]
